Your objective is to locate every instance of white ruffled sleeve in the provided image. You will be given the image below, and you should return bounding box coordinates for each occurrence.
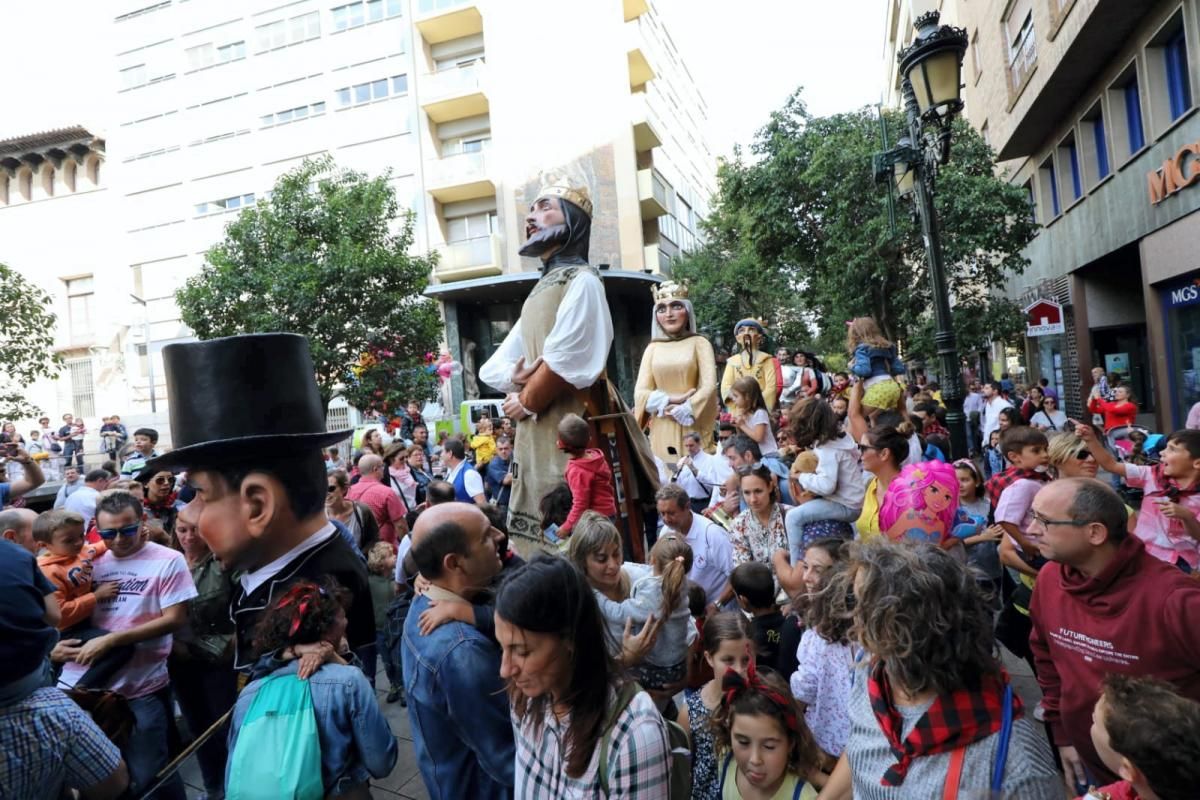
[541,270,613,389]
[478,319,525,394]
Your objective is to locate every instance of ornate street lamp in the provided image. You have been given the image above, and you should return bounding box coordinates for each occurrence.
[875,10,971,458]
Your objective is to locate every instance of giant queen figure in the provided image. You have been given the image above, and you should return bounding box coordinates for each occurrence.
[480,183,655,553]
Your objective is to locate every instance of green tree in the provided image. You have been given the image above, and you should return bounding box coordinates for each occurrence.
[0,263,62,421]
[674,90,1036,363]
[176,156,441,410]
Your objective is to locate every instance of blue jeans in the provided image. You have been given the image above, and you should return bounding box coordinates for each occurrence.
[785,500,860,563]
[377,630,400,689]
[125,688,187,800]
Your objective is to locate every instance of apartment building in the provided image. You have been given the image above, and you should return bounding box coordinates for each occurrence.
[105,0,712,414]
[959,0,1200,430]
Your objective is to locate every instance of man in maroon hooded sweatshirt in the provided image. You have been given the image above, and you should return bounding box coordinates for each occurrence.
[1029,478,1200,794]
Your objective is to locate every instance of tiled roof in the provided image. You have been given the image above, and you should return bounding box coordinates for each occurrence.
[0,126,103,158]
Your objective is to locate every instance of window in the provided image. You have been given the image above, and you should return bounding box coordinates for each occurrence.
[970,30,981,83]
[335,74,408,107]
[1004,0,1036,92]
[195,193,256,216]
[332,0,401,32]
[1093,116,1109,179]
[186,40,246,70]
[1166,28,1192,120]
[261,101,326,127]
[1125,77,1145,153]
[256,11,320,52]
[1054,135,1082,202]
[446,211,497,242]
[1038,157,1060,220]
[66,277,95,344]
[66,359,96,419]
[120,63,148,89]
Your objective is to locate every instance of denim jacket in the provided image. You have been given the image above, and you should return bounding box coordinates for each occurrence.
[850,344,905,380]
[401,591,515,799]
[229,658,397,797]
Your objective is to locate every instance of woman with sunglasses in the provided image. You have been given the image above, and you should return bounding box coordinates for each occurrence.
[1047,433,1139,533]
[326,469,380,555]
[142,469,185,539]
[853,425,910,543]
[1029,395,1068,431]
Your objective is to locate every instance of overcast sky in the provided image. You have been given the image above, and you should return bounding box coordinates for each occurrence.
[0,1,887,160]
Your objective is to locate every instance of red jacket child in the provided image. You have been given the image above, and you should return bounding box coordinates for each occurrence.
[559,449,618,537]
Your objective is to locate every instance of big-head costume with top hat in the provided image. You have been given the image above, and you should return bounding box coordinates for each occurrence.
[479,182,658,555]
[143,333,373,670]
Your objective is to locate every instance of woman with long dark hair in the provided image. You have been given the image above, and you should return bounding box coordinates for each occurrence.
[495,554,671,797]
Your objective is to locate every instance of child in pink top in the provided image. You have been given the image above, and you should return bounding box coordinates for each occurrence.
[556,413,617,538]
[1079,426,1200,570]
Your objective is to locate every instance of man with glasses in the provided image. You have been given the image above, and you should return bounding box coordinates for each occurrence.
[57,489,196,800]
[62,469,113,529]
[1028,478,1200,795]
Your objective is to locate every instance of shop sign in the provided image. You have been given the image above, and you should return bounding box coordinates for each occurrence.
[1147,142,1200,204]
[1167,277,1200,308]
[1024,298,1065,337]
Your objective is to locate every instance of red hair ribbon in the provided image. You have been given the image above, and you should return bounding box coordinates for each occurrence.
[274,583,322,639]
[720,642,802,736]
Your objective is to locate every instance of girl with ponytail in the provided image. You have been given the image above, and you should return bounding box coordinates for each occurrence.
[592,533,694,700]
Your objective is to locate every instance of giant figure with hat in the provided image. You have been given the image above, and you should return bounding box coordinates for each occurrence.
[720,318,779,412]
[142,333,373,670]
[480,182,658,555]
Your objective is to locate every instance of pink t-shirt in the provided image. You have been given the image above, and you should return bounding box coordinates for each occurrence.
[1126,464,1200,568]
[994,477,1046,547]
[60,541,196,699]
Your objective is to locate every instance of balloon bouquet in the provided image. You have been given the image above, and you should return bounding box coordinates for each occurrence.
[425,349,462,419]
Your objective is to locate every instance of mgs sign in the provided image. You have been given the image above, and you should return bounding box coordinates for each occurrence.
[1148,142,1200,203]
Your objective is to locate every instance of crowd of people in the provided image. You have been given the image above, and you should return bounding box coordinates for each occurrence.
[0,325,1197,800]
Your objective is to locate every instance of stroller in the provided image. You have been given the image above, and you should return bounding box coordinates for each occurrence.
[1105,425,1165,506]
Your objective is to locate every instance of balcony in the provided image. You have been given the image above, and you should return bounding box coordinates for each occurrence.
[415,0,482,45]
[628,47,655,91]
[637,168,670,219]
[624,0,649,21]
[427,149,494,203]
[421,62,489,123]
[643,243,670,274]
[630,94,663,152]
[435,233,502,282]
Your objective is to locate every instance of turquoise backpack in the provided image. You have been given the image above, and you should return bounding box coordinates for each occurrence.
[227,673,324,800]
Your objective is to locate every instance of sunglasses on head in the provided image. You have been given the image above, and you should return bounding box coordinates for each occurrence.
[98,523,141,540]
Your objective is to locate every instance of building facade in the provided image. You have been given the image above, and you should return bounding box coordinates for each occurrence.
[0,0,715,431]
[109,0,714,411]
[960,0,1200,430]
[0,128,122,428]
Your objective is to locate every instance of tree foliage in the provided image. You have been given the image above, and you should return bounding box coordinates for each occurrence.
[672,90,1037,364]
[0,263,62,421]
[176,155,441,410]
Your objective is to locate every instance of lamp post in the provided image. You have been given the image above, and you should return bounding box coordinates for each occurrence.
[875,10,970,458]
[130,293,156,413]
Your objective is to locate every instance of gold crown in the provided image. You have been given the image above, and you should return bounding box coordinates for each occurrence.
[652,281,689,303]
[536,183,593,218]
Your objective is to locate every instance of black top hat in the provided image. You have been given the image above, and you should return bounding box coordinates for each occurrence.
[139,333,351,477]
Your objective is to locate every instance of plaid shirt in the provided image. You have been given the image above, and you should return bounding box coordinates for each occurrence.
[514,686,671,799]
[0,688,122,799]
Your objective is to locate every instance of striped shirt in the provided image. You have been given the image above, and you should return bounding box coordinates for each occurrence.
[513,686,670,799]
[0,688,122,800]
[59,541,196,698]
